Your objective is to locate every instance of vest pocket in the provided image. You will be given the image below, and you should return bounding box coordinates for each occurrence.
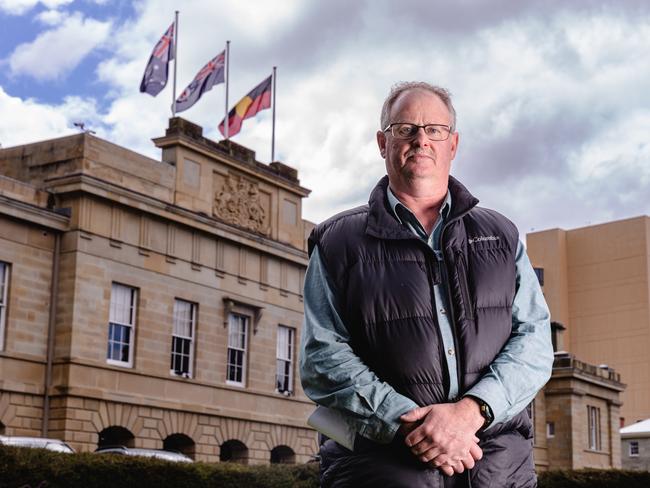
[455,251,475,321]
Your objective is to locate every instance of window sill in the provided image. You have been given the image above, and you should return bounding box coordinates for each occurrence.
[584,448,608,454]
[170,371,192,379]
[106,359,132,368]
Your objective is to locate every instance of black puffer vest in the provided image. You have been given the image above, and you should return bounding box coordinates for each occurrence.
[309,176,535,487]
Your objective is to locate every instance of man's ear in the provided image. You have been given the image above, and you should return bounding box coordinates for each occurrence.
[450,131,459,160]
[376,130,387,158]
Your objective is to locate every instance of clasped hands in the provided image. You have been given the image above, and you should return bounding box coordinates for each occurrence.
[398,398,485,476]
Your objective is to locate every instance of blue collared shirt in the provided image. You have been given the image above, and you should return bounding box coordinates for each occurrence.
[300,186,553,444]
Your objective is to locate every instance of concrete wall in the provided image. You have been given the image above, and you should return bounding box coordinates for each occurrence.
[622,437,650,471]
[528,217,650,425]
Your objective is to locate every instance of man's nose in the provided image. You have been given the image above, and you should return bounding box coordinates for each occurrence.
[412,127,431,147]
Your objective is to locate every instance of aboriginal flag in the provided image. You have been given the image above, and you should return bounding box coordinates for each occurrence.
[175,51,225,113]
[140,22,175,97]
[219,75,272,137]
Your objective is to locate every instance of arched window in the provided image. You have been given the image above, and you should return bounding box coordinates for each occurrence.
[220,439,248,464]
[163,433,195,459]
[97,426,135,448]
[270,445,295,464]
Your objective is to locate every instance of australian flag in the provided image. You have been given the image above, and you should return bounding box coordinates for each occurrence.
[175,51,226,113]
[140,22,175,97]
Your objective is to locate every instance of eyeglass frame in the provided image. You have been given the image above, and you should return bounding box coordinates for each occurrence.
[382,122,453,141]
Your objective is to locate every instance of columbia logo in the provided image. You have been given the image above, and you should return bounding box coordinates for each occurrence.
[468,236,500,244]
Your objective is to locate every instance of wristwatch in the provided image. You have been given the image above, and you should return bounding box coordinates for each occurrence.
[466,395,494,431]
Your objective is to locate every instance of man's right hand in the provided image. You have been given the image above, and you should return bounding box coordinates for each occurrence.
[399,399,485,476]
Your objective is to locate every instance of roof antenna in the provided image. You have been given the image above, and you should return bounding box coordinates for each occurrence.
[73,122,96,135]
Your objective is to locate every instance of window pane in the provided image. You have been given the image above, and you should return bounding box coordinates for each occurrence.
[171,300,195,376]
[228,314,247,349]
[107,321,132,364]
[111,343,121,362]
[276,327,294,392]
[110,284,134,325]
[277,327,287,358]
[173,300,194,337]
[0,263,6,303]
[227,348,244,383]
[226,314,247,384]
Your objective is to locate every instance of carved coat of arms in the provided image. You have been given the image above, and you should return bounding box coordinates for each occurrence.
[213,175,268,235]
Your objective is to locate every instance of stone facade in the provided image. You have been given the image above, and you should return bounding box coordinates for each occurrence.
[543,352,624,469]
[0,119,318,463]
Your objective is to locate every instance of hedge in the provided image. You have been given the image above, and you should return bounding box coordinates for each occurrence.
[1,446,650,487]
[539,469,650,488]
[0,446,318,488]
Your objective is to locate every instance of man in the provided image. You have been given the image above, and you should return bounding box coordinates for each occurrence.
[300,82,554,487]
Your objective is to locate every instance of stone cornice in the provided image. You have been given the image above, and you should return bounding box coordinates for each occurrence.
[549,368,626,392]
[43,172,308,264]
[0,193,69,231]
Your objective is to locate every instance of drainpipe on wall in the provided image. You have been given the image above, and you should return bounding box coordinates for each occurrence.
[42,231,61,437]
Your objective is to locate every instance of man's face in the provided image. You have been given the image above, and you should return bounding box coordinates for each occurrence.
[377,89,459,190]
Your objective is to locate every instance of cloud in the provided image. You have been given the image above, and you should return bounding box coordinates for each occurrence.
[79,1,650,232]
[35,8,65,25]
[0,86,105,147]
[1,0,649,235]
[0,0,72,15]
[8,11,111,81]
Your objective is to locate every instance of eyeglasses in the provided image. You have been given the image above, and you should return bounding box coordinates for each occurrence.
[383,123,452,141]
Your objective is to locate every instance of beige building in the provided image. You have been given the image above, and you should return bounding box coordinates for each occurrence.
[527,217,650,426]
[0,118,318,463]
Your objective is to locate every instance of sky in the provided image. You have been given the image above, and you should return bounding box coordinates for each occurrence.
[1,0,649,237]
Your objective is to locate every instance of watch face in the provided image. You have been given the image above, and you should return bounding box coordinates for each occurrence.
[479,403,493,422]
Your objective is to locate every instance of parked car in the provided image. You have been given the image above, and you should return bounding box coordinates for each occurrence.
[0,435,75,453]
[94,445,193,463]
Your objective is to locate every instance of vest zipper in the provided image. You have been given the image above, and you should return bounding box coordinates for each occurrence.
[439,210,474,399]
[422,247,449,396]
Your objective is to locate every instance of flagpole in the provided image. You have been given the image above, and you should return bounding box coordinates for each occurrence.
[271,66,277,162]
[225,40,230,139]
[172,10,179,117]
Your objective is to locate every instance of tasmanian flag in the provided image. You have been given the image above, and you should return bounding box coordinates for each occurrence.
[140,22,175,97]
[219,75,272,137]
[175,51,225,112]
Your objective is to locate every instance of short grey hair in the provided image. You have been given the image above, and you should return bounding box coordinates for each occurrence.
[380,82,457,132]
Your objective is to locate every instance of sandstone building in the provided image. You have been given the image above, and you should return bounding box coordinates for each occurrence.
[528,349,624,471]
[0,118,317,463]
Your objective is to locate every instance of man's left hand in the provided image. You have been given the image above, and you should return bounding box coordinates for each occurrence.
[399,398,486,471]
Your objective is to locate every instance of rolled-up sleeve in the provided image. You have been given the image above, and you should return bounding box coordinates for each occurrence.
[300,246,418,443]
[464,241,554,426]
